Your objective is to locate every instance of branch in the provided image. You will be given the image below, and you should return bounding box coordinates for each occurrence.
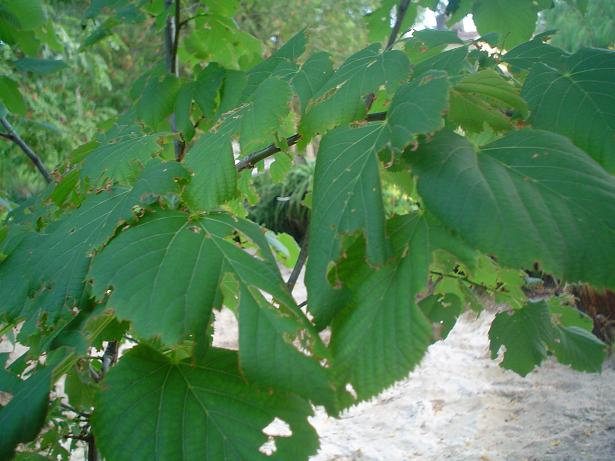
[236,133,301,172]
[286,231,309,292]
[385,0,412,51]
[172,0,181,72]
[164,0,181,159]
[0,116,52,183]
[429,270,487,291]
[234,112,387,172]
[179,12,207,27]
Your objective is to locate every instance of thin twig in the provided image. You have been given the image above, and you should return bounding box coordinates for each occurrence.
[385,0,412,51]
[61,403,91,419]
[179,12,207,27]
[286,231,309,292]
[429,270,487,290]
[164,0,181,159]
[234,112,387,172]
[0,116,52,183]
[172,0,181,73]
[236,133,302,172]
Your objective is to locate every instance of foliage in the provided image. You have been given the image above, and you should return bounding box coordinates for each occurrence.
[540,0,615,52]
[1,0,614,460]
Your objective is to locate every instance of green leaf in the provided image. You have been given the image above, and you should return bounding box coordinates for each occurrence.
[0,366,51,460]
[448,69,527,132]
[240,76,292,153]
[136,74,181,127]
[0,161,188,322]
[80,133,162,186]
[90,209,332,406]
[503,39,569,71]
[200,0,239,17]
[409,129,615,290]
[412,45,468,77]
[89,211,225,344]
[184,120,237,211]
[490,301,606,375]
[81,19,116,49]
[14,58,67,74]
[419,293,463,340]
[522,47,615,172]
[551,326,606,372]
[193,63,225,119]
[489,301,556,376]
[93,346,319,461]
[405,29,463,64]
[300,46,410,140]
[548,301,593,331]
[472,0,538,49]
[183,13,261,70]
[306,123,389,327]
[0,76,26,115]
[385,70,449,151]
[365,1,417,43]
[290,51,334,112]
[174,82,194,136]
[3,0,46,31]
[330,214,432,404]
[243,30,307,99]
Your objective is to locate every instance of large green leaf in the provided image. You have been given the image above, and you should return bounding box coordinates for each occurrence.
[14,58,67,74]
[80,133,162,186]
[300,46,409,140]
[385,70,449,151]
[290,51,334,112]
[329,214,432,405]
[489,302,556,376]
[242,30,307,99]
[503,39,569,71]
[489,302,606,375]
[3,0,46,31]
[448,69,527,132]
[93,346,319,461]
[306,123,388,327]
[136,74,181,128]
[419,293,463,341]
[0,366,51,460]
[0,76,26,115]
[183,119,237,211]
[0,161,187,321]
[551,326,606,372]
[409,129,615,290]
[89,211,225,344]
[405,29,463,65]
[522,47,615,172]
[239,76,292,153]
[193,63,225,120]
[472,0,538,49]
[412,45,467,77]
[89,210,333,405]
